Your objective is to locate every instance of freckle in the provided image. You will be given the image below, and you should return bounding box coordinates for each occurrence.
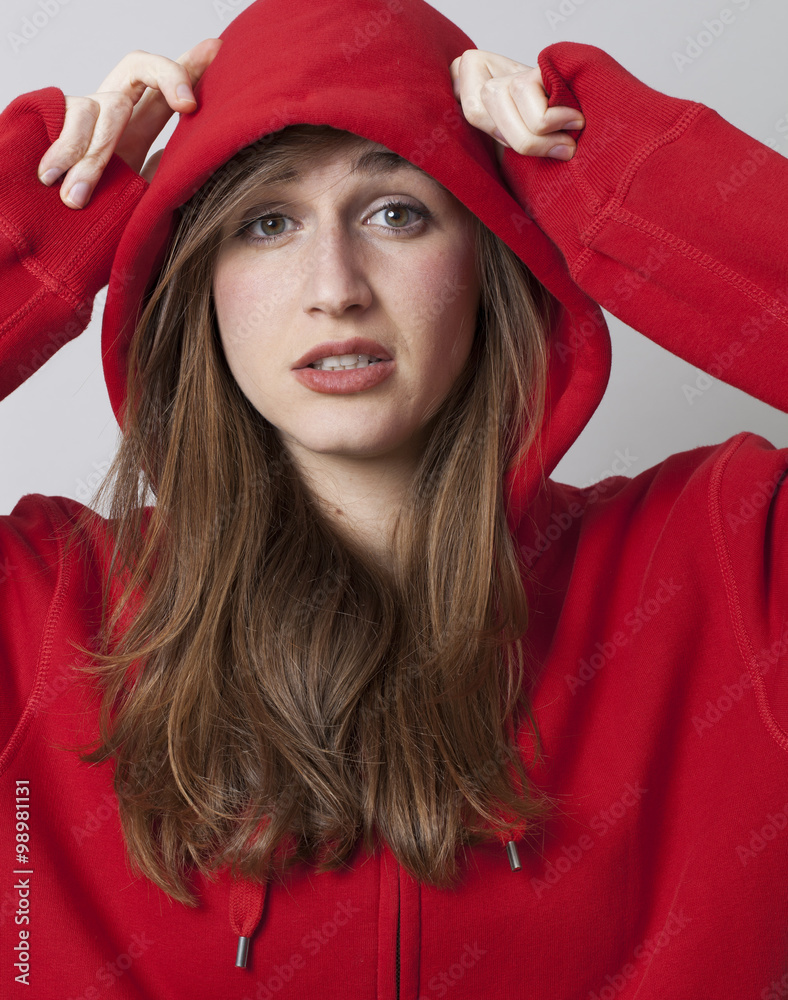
[335,509,343,516]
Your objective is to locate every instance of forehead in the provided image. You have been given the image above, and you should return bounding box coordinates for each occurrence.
[259,138,442,191]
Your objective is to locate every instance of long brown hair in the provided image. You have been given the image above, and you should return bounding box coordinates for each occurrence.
[63,124,556,905]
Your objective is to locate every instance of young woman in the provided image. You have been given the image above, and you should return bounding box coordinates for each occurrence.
[2,0,787,997]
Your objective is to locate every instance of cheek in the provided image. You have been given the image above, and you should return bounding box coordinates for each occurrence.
[411,250,480,371]
[211,266,268,400]
[212,258,270,362]
[212,259,243,351]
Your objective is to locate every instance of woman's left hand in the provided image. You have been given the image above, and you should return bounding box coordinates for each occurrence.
[449,49,585,165]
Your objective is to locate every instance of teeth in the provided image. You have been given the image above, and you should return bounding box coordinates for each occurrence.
[309,353,383,371]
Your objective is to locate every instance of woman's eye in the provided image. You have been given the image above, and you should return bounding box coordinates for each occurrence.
[369,201,431,232]
[238,200,431,245]
[239,214,294,243]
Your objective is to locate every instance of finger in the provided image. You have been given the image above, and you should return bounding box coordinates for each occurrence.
[451,50,585,159]
[480,73,580,159]
[449,52,465,95]
[451,50,525,97]
[36,96,100,186]
[504,67,584,137]
[36,39,223,209]
[451,50,499,132]
[96,48,196,108]
[54,94,136,208]
[458,50,583,130]
[114,38,223,171]
[37,40,221,195]
[109,37,223,110]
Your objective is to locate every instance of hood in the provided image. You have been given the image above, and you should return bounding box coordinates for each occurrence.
[98,0,610,964]
[100,0,610,535]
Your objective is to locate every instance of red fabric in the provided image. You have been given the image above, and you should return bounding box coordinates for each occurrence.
[2,0,788,996]
[229,877,267,940]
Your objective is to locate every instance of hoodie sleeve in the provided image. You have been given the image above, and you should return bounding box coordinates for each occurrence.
[498,41,788,415]
[0,89,145,751]
[0,87,148,401]
[500,43,788,745]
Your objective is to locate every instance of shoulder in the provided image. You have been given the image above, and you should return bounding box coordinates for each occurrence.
[552,432,787,535]
[527,432,788,600]
[0,492,119,668]
[1,492,108,573]
[549,433,788,748]
[0,493,104,754]
[0,493,155,757]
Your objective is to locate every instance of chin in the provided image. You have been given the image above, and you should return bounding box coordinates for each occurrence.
[309,438,402,459]
[288,422,406,457]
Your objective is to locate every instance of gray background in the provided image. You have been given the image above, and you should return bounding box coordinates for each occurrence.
[1,0,787,512]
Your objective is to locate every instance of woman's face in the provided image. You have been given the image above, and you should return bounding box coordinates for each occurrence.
[212,139,481,471]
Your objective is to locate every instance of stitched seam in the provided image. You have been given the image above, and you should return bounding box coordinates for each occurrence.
[708,434,788,753]
[0,216,66,299]
[603,208,788,321]
[0,497,73,774]
[611,104,707,207]
[0,174,145,315]
[571,103,708,280]
[0,285,49,339]
[65,177,146,294]
[0,213,88,315]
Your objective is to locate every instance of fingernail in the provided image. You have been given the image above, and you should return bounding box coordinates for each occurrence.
[548,145,574,161]
[39,167,63,185]
[65,181,90,209]
[492,128,510,148]
[176,83,195,103]
[565,120,585,130]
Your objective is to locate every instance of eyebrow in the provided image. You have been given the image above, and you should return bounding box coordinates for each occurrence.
[262,149,426,186]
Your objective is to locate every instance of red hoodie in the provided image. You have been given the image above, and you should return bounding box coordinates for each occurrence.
[2,1,788,997]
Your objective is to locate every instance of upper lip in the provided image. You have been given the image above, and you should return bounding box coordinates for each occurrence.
[293,338,393,369]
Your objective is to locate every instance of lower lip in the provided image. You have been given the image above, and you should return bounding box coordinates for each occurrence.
[292,360,395,394]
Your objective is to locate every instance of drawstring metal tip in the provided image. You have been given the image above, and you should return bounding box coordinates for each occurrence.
[235,935,251,968]
[505,839,522,871]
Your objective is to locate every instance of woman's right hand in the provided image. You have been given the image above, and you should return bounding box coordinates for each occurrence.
[37,37,223,210]
[450,49,584,166]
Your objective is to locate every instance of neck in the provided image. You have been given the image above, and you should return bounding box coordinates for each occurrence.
[282,434,428,572]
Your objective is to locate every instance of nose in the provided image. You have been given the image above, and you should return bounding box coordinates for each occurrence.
[300,223,373,317]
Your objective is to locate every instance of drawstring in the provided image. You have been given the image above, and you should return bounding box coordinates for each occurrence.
[229,876,267,968]
[501,707,526,872]
[227,707,525,969]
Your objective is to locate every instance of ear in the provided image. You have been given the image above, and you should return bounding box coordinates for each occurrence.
[141,148,165,183]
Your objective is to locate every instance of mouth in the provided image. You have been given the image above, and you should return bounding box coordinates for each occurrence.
[293,338,393,370]
[291,357,395,394]
[307,353,384,371]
